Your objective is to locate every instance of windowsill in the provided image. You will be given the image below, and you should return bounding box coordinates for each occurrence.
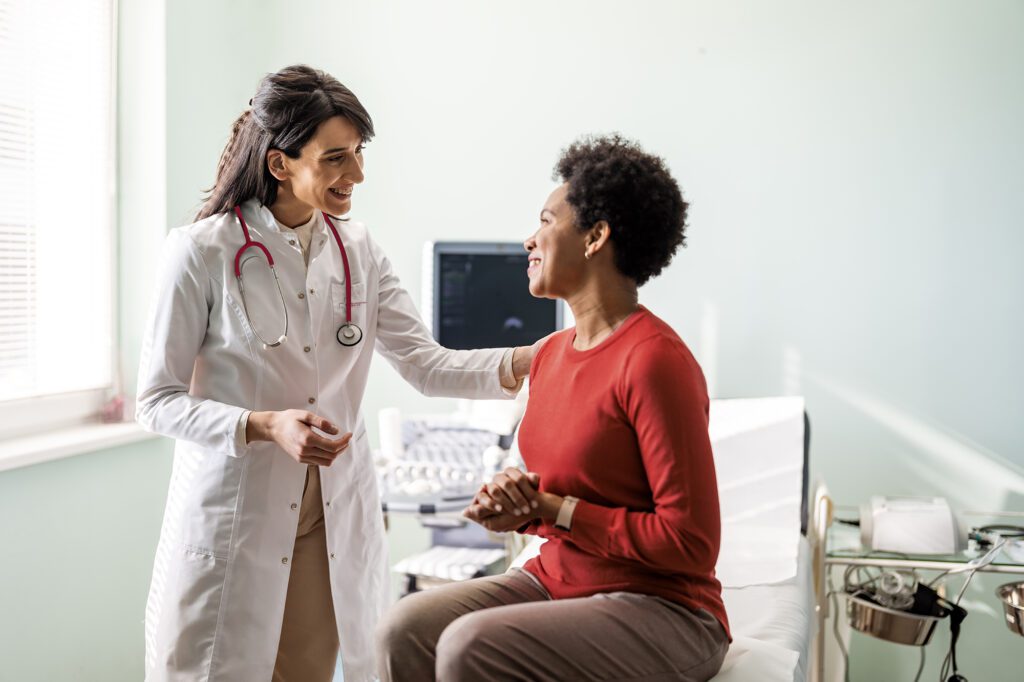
[0,421,160,473]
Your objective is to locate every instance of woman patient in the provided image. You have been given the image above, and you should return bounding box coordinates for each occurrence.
[376,134,730,682]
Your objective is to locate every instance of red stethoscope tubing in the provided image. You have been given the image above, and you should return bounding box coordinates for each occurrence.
[322,213,353,326]
[232,205,355,326]
[233,205,276,274]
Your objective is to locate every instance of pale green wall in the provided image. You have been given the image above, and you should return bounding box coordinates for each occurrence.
[1,1,1021,680]
[0,439,173,682]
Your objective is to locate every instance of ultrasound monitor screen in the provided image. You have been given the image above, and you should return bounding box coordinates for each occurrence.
[434,247,560,350]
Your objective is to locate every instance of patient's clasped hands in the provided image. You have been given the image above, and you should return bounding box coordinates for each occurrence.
[463,467,563,532]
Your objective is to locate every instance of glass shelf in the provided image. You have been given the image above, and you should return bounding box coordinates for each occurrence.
[825,507,1024,573]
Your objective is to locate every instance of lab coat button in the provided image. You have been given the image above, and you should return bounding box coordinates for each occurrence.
[298,292,305,299]
[330,553,336,559]
[304,346,311,353]
[309,288,315,295]
[290,503,297,510]
[308,397,315,404]
[325,501,331,507]
[281,557,289,565]
[289,240,296,246]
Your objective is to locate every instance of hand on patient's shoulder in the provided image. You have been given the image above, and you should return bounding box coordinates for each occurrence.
[513,331,559,380]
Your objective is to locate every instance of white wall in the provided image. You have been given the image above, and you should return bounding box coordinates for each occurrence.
[161,2,1024,679]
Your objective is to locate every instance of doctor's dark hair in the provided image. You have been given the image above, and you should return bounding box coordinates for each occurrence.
[553,134,687,286]
[196,65,374,221]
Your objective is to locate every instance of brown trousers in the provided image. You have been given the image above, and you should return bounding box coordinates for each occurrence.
[376,568,729,682]
[272,466,339,682]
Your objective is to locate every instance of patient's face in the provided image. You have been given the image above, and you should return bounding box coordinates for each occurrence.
[524,184,588,299]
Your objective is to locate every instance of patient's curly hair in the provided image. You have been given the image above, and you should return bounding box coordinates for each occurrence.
[554,134,687,286]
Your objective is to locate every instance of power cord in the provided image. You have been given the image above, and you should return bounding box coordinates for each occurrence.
[931,538,1006,682]
[826,568,851,682]
[914,646,926,682]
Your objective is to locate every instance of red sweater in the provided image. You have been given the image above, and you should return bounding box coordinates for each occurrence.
[518,306,729,638]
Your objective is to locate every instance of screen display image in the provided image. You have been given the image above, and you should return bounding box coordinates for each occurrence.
[432,244,561,350]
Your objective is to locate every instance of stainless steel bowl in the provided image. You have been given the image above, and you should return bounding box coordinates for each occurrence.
[996,581,1024,637]
[846,593,943,646]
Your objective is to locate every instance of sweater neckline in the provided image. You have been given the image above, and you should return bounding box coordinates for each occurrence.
[561,305,649,362]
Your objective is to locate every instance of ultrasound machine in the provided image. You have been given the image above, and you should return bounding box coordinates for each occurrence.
[378,242,563,593]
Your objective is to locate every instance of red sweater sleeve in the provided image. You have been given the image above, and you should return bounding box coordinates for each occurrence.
[553,336,721,575]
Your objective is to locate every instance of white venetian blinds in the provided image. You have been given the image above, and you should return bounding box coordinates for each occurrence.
[0,0,114,404]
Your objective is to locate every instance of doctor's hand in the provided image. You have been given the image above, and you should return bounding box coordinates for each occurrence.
[247,410,353,467]
[512,332,557,381]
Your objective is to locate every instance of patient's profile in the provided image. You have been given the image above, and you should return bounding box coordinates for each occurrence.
[376,134,730,682]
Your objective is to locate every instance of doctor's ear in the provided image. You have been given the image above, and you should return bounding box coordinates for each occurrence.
[266,150,290,181]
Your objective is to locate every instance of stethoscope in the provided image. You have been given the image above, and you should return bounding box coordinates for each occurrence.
[232,205,363,349]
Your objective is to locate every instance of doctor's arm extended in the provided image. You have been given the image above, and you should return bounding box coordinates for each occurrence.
[136,230,350,464]
[467,339,722,575]
[370,237,536,399]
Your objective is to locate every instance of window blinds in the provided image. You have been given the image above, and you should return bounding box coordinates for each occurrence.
[0,0,114,404]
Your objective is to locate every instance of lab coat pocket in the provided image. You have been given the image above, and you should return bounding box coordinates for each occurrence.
[331,280,367,334]
[180,449,245,561]
[155,547,226,675]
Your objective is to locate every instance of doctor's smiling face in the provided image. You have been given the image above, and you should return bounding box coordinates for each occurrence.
[267,115,365,221]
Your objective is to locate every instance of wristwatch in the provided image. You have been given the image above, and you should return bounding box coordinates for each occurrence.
[554,496,579,532]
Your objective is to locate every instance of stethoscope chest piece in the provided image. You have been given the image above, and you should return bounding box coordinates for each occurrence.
[337,323,363,346]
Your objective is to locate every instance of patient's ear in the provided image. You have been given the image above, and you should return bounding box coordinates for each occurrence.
[586,220,612,255]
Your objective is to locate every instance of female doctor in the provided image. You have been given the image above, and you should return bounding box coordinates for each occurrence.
[136,65,535,682]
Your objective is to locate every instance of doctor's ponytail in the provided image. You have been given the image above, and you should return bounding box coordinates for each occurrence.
[195,65,374,221]
[213,110,253,191]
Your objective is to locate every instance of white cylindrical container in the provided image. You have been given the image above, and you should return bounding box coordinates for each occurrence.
[378,407,404,458]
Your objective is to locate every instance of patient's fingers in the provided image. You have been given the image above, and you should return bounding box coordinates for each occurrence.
[486,482,523,516]
[464,501,501,522]
[504,468,540,512]
[476,489,505,515]
[489,480,529,516]
[462,504,483,522]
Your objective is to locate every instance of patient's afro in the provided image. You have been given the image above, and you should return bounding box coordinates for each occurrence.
[554,134,687,286]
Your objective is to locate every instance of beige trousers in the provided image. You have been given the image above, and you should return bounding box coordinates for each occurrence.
[272,466,339,682]
[376,568,729,682]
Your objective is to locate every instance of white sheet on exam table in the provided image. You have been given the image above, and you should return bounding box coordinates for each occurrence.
[712,536,814,682]
[711,397,806,588]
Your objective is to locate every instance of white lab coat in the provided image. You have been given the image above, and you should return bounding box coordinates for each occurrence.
[137,199,512,682]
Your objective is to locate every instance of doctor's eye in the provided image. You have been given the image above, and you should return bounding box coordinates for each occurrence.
[355,144,365,154]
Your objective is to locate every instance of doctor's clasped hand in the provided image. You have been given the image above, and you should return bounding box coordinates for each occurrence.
[245,409,352,467]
